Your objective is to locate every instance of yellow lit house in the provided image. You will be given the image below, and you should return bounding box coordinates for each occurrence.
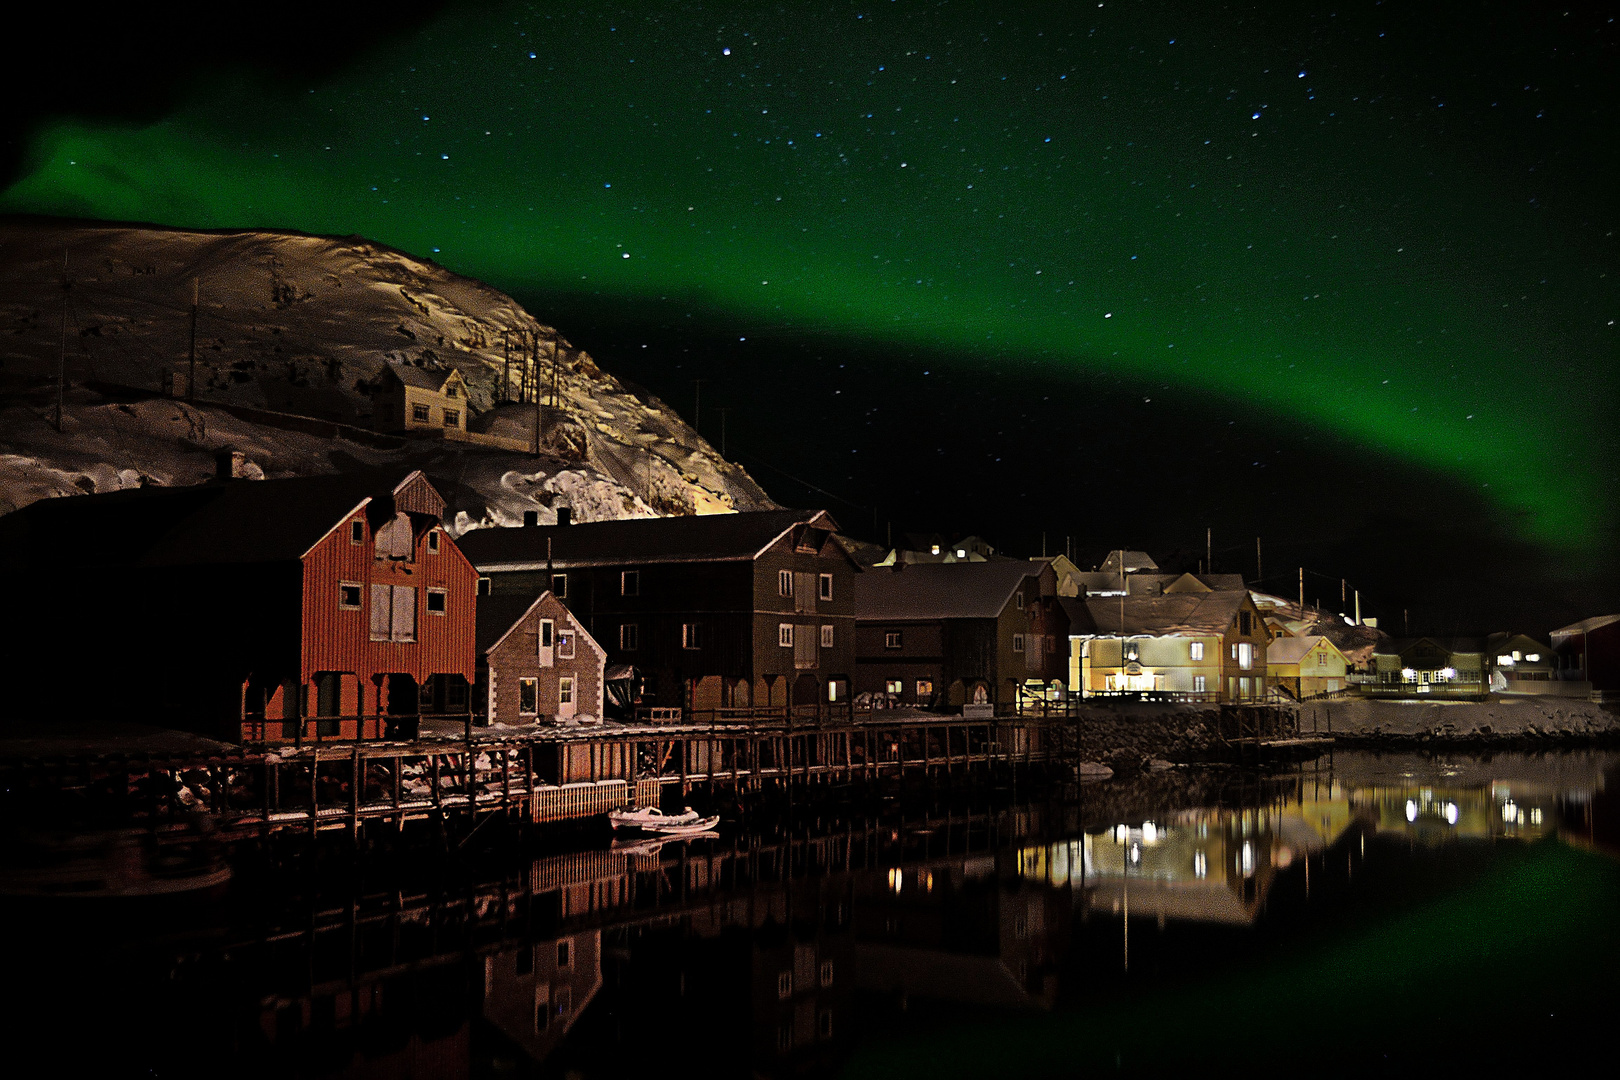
[1265,635,1349,700]
[375,362,470,434]
[1065,590,1271,702]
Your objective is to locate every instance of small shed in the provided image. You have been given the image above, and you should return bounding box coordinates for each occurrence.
[478,591,606,725]
[375,362,469,434]
[1265,635,1349,700]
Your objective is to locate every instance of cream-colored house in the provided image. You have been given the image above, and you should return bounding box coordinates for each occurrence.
[1265,635,1349,700]
[375,362,470,434]
[1065,590,1271,703]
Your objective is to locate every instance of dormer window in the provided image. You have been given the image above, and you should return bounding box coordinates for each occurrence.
[446,384,458,399]
[426,530,441,554]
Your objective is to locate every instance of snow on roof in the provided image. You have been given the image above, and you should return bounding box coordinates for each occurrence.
[384,362,461,392]
[1098,549,1159,573]
[854,561,1039,621]
[1068,590,1250,637]
[460,508,839,568]
[1265,636,1340,665]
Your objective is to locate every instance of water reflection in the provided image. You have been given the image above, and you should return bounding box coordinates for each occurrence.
[5,749,1616,1078]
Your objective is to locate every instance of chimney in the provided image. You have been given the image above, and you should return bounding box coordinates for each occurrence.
[557,506,572,527]
[522,510,539,527]
[214,449,247,482]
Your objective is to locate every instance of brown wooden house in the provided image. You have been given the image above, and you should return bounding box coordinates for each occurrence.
[457,509,859,718]
[477,591,607,725]
[852,561,1066,711]
[0,468,477,743]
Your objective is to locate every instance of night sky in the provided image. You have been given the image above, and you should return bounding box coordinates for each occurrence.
[2,1,1615,629]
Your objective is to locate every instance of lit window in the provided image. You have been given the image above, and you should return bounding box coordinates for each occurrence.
[821,624,834,648]
[956,548,966,558]
[916,679,933,698]
[1237,643,1253,670]
[683,622,703,649]
[779,623,794,648]
[779,569,793,597]
[1189,641,1204,661]
[339,583,362,609]
[559,677,574,705]
[885,679,903,694]
[426,588,447,614]
[1013,634,1025,653]
[412,404,430,423]
[885,631,902,649]
[930,544,940,555]
[426,530,440,553]
[1526,653,1540,662]
[819,573,833,600]
[350,519,365,545]
[1194,675,1206,693]
[621,570,639,596]
[620,623,639,651]
[518,678,538,715]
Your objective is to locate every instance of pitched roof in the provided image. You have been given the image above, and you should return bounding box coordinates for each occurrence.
[1374,636,1486,656]
[1098,550,1159,573]
[854,562,1039,621]
[0,471,438,570]
[458,509,839,569]
[384,362,461,392]
[1552,614,1620,637]
[1067,591,1250,637]
[1265,635,1343,666]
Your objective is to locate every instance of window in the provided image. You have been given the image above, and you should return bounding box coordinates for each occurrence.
[1015,591,1025,609]
[518,678,538,715]
[777,971,793,1000]
[350,519,365,545]
[1236,642,1254,670]
[1013,634,1026,653]
[885,631,902,649]
[621,570,639,596]
[446,383,459,399]
[369,585,416,642]
[412,403,430,423]
[820,624,834,648]
[551,573,567,599]
[426,588,447,615]
[779,623,794,648]
[779,569,794,597]
[426,530,440,553]
[1046,635,1057,653]
[557,631,575,659]
[339,583,362,609]
[477,576,491,596]
[819,959,835,988]
[539,619,554,648]
[442,409,459,427]
[1240,611,1253,635]
[885,679,903,694]
[557,940,572,970]
[818,573,833,601]
[620,623,639,651]
[1194,675,1207,693]
[682,622,703,649]
[1318,652,1328,667]
[1189,641,1205,661]
[559,677,574,705]
[916,679,933,699]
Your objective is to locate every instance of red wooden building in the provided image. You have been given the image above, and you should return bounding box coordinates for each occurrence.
[0,467,476,743]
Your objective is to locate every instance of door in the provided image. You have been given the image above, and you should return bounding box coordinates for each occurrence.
[558,675,577,719]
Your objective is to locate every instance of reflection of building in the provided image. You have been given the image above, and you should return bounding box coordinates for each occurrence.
[852,857,1067,1008]
[1352,783,1559,843]
[482,932,602,1066]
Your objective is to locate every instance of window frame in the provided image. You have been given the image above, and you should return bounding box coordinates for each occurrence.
[442,408,459,427]
[518,677,538,716]
[349,519,365,545]
[818,573,833,601]
[621,570,639,597]
[426,530,440,554]
[411,403,431,423]
[539,619,554,648]
[1012,633,1026,653]
[558,676,575,705]
[820,624,834,649]
[778,623,794,648]
[778,569,794,597]
[338,582,362,610]
[426,588,447,615]
[557,630,576,659]
[619,623,639,651]
[1189,640,1205,661]
[682,622,703,650]
[551,573,567,599]
[476,576,491,596]
[884,631,902,650]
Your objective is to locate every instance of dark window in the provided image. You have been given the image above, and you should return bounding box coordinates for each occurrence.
[779,569,793,596]
[551,573,567,598]
[683,623,703,649]
[426,589,447,615]
[515,947,532,975]
[477,577,491,596]
[540,619,554,648]
[621,570,639,597]
[350,520,365,545]
[426,530,440,553]
[1240,611,1253,634]
[412,404,430,423]
[339,583,362,609]
[519,678,538,715]
[557,940,571,969]
[442,409,459,427]
[620,623,639,651]
[885,631,902,649]
[819,573,833,601]
[315,673,341,717]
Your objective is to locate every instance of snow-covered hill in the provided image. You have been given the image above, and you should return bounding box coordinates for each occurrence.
[0,217,773,528]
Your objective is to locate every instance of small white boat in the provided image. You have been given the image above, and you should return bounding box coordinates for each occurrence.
[608,805,700,830]
[639,814,721,836]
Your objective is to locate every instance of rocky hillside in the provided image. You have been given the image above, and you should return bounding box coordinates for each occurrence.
[0,217,773,528]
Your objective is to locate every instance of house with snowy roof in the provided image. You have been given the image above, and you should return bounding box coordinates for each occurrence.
[1065,590,1271,703]
[375,362,469,434]
[1265,635,1350,700]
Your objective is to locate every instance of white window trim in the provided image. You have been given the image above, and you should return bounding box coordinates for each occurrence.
[620,623,639,651]
[426,587,448,615]
[1013,633,1025,653]
[559,677,575,705]
[557,630,575,659]
[350,520,365,545]
[621,570,639,597]
[338,581,363,610]
[885,631,902,649]
[426,530,441,554]
[820,624,834,649]
[818,573,833,601]
[779,623,795,648]
[1190,641,1205,661]
[518,677,539,716]
[779,569,794,597]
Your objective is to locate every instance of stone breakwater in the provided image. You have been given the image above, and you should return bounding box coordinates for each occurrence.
[1061,704,1238,772]
[1295,697,1620,747]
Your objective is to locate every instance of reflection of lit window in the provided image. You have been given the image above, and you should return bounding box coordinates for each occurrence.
[1142,821,1158,843]
[1502,800,1518,823]
[1444,802,1459,825]
[1129,843,1141,865]
[1240,842,1255,878]
[778,971,793,1000]
[1194,851,1207,879]
[1406,800,1418,822]
[887,868,902,893]
[1530,808,1543,825]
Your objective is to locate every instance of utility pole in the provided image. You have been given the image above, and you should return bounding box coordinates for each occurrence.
[187,277,199,403]
[1341,578,1347,609]
[1255,537,1262,586]
[56,249,69,433]
[719,407,728,457]
[693,378,704,434]
[1206,528,1212,575]
[533,334,542,457]
[1298,567,1305,614]
[502,331,511,404]
[1354,589,1361,626]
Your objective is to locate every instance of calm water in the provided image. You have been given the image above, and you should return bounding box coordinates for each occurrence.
[5,749,1619,1077]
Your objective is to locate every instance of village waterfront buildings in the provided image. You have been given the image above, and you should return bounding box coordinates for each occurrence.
[1065,589,1273,703]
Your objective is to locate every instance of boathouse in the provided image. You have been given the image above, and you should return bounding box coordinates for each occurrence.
[458,509,860,719]
[0,467,477,743]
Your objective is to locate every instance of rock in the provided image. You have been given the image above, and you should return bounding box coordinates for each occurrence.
[1076,761,1115,780]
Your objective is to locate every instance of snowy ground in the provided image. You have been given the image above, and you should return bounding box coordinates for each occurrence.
[0,218,773,525]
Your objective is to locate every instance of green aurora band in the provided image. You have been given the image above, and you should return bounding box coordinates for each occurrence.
[3,2,1611,553]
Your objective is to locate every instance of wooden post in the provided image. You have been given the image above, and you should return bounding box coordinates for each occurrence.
[350,746,361,841]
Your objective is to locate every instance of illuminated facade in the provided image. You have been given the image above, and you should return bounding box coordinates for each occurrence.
[1066,590,1271,702]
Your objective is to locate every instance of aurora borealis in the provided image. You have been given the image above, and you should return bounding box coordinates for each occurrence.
[2,2,1614,614]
